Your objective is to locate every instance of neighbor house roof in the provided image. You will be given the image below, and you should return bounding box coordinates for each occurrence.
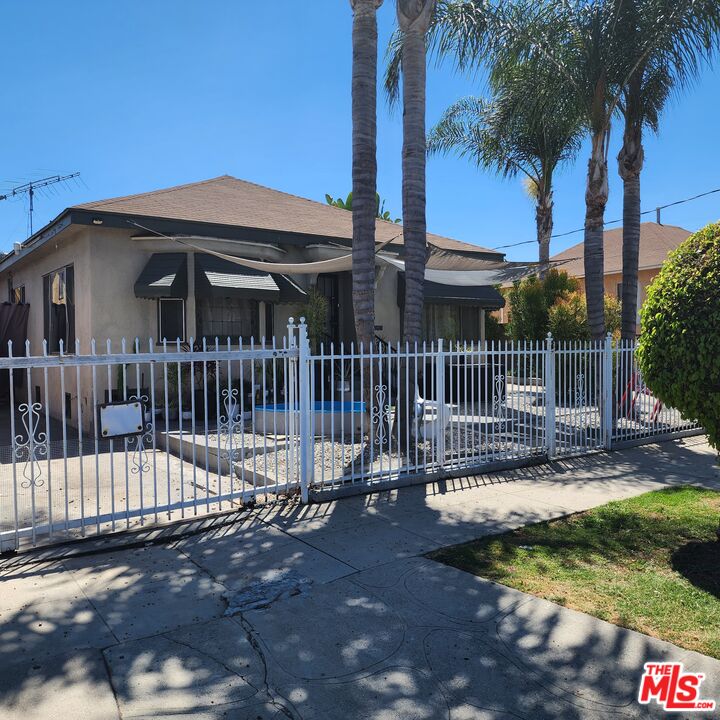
[73,175,497,257]
[550,222,692,277]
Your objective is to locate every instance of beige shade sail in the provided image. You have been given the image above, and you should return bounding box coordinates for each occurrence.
[171,236,538,286]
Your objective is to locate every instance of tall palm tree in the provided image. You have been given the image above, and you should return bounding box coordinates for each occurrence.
[350,0,383,350]
[427,62,583,271]
[616,0,720,339]
[385,0,623,338]
[397,0,436,344]
[513,1,628,340]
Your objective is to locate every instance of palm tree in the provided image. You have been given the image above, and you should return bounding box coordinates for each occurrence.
[385,0,622,338]
[616,0,720,339]
[427,62,582,271]
[509,1,629,340]
[350,0,384,350]
[397,0,436,344]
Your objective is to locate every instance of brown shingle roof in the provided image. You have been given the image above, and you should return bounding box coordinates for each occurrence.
[550,222,692,276]
[73,175,498,256]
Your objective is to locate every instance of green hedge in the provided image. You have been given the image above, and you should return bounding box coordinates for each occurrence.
[637,222,720,448]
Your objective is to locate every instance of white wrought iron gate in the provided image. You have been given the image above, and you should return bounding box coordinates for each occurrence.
[0,328,301,550]
[0,320,701,550]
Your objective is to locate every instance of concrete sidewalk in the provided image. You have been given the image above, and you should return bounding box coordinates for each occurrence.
[0,436,718,719]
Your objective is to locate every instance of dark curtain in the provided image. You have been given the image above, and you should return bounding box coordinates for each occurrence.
[0,302,30,401]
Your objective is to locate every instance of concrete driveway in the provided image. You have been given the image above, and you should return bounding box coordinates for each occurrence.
[0,436,718,719]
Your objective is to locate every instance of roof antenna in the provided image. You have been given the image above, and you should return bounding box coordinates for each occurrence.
[656,206,662,225]
[0,172,80,238]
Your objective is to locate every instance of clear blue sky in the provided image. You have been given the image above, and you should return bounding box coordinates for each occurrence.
[1,1,718,261]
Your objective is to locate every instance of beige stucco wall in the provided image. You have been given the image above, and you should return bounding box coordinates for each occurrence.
[375,265,401,342]
[1,228,95,429]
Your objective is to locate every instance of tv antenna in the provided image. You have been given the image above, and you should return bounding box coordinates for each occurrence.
[0,172,81,237]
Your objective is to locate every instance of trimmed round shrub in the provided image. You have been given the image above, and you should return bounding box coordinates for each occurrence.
[637,222,720,448]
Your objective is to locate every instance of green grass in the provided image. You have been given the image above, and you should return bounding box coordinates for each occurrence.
[430,486,720,659]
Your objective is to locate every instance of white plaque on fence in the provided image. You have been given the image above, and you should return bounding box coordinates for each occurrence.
[98,401,144,438]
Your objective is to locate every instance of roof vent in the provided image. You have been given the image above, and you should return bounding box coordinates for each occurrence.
[13,242,22,255]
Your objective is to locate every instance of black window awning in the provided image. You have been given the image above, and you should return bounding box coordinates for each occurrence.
[195,254,306,303]
[397,273,505,309]
[134,253,188,299]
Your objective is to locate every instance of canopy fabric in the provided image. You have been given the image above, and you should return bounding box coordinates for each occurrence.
[397,273,505,309]
[134,253,188,299]
[163,233,541,294]
[380,255,534,286]
[194,254,306,303]
[171,237,537,286]
[174,237,353,274]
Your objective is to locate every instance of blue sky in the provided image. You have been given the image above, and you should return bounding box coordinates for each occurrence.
[1,0,718,261]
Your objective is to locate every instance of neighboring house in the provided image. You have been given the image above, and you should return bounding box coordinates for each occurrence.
[496,222,692,329]
[0,175,528,427]
[550,222,692,326]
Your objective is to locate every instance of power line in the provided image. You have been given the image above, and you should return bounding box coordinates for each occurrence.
[491,185,720,251]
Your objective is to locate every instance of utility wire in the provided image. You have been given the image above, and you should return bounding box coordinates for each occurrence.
[491,186,720,250]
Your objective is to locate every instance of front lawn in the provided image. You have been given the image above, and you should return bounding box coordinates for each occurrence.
[430,486,720,658]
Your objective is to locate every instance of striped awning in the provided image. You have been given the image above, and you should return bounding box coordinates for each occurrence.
[194,254,306,302]
[134,253,188,299]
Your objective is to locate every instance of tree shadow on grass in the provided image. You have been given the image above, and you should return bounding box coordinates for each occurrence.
[671,539,720,599]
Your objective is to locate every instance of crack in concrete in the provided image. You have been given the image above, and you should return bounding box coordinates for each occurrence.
[99,648,125,720]
[231,614,299,720]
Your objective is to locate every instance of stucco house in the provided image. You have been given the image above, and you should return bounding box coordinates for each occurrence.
[549,222,692,326]
[495,222,692,329]
[0,176,530,426]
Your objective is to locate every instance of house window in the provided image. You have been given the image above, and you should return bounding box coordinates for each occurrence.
[7,279,25,303]
[422,305,480,343]
[158,298,185,343]
[43,265,74,353]
[616,282,623,300]
[196,297,260,342]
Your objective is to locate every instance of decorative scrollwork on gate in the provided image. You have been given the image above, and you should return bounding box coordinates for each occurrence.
[127,395,154,475]
[575,373,586,408]
[493,374,506,423]
[218,388,242,464]
[14,402,49,489]
[372,384,391,447]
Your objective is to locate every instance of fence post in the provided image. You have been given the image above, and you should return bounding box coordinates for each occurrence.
[297,317,312,504]
[544,333,556,458]
[435,338,446,465]
[602,332,613,450]
[286,318,297,496]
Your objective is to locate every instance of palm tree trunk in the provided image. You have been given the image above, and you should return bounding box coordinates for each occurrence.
[536,189,553,277]
[396,0,435,455]
[584,129,609,340]
[350,0,383,451]
[617,114,644,341]
[350,0,382,350]
[399,1,434,344]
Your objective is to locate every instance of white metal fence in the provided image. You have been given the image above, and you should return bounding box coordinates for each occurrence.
[0,319,701,549]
